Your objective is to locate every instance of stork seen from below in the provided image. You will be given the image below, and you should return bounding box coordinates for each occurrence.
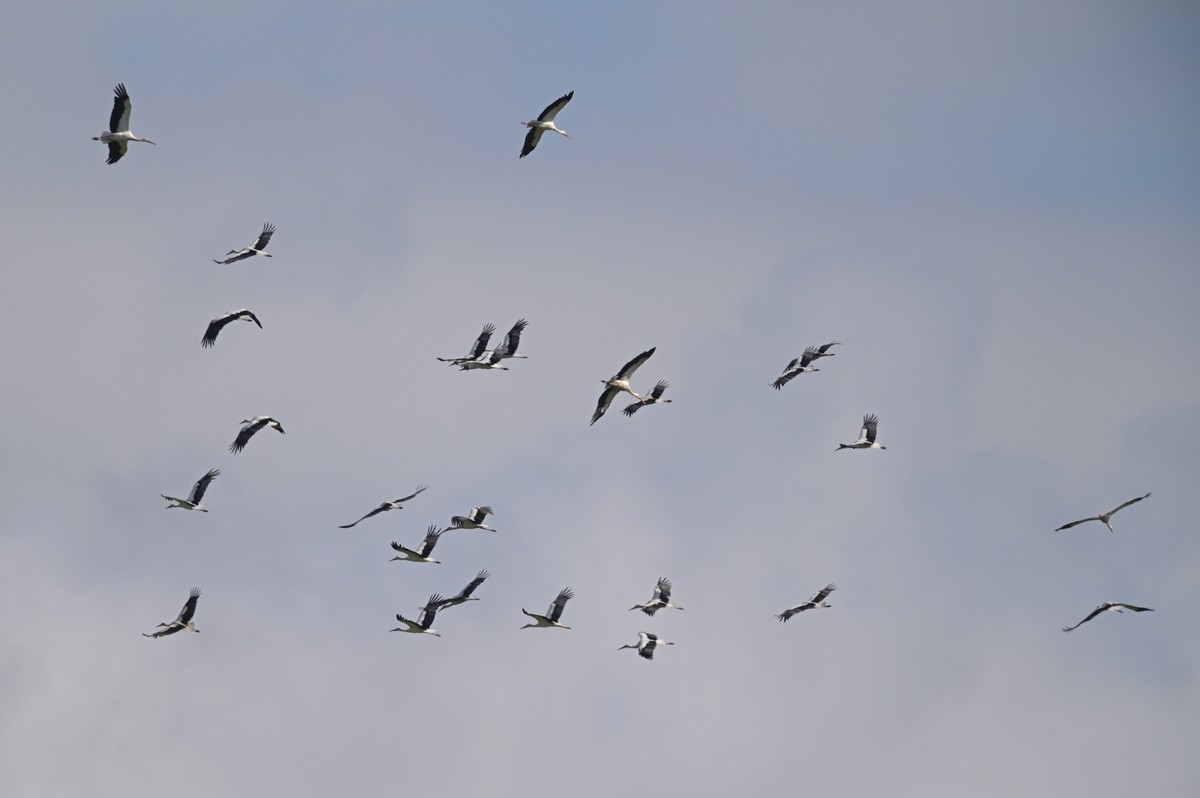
[619,631,674,660]
[449,506,495,532]
[521,587,574,629]
[338,485,429,528]
[161,468,220,512]
[629,577,684,616]
[837,414,886,450]
[432,570,491,611]
[143,588,200,638]
[777,583,837,621]
[202,309,262,348]
[230,416,285,454]
[213,224,276,265]
[1054,493,1151,533]
[591,347,656,425]
[520,91,573,158]
[93,83,155,164]
[623,380,672,417]
[390,594,443,637]
[389,525,445,564]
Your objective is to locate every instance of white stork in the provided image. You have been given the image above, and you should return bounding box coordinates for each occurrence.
[202,309,262,348]
[777,583,837,621]
[837,414,886,450]
[520,91,573,158]
[390,594,443,637]
[213,224,275,265]
[591,347,656,425]
[432,570,491,610]
[773,346,824,390]
[338,484,429,528]
[619,631,674,660]
[629,577,684,616]
[1062,601,1154,633]
[389,525,445,564]
[1054,493,1151,533]
[143,588,200,638]
[495,319,530,360]
[437,323,495,366]
[521,587,574,629]
[449,506,496,532]
[622,380,672,417]
[229,416,285,454]
[93,83,155,165]
[161,468,220,512]
[459,349,509,371]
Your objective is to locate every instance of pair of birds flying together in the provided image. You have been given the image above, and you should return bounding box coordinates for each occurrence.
[772,341,840,390]
[438,320,530,371]
[777,583,837,622]
[390,571,492,636]
[591,347,672,425]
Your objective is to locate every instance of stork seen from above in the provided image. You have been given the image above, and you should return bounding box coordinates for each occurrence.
[202,309,262,348]
[229,416,285,454]
[94,83,155,164]
[1061,601,1154,633]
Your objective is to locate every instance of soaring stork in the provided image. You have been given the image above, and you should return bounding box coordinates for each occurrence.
[93,83,155,164]
[1062,601,1154,633]
[338,485,429,528]
[521,587,574,629]
[622,380,672,417]
[161,468,220,512]
[437,323,495,366]
[202,309,262,348]
[495,319,530,360]
[389,525,445,564]
[1054,493,1151,533]
[777,583,837,621]
[619,631,674,660]
[520,91,573,158]
[213,224,275,265]
[837,414,886,450]
[143,588,200,638]
[432,570,491,610]
[629,577,684,616]
[591,347,656,425]
[390,594,443,637]
[449,506,495,532]
[773,347,824,390]
[229,416,285,454]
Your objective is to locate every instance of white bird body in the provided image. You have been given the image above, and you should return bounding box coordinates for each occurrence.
[389,525,444,564]
[161,468,220,512]
[521,587,574,629]
[619,631,674,660]
[213,224,275,265]
[520,91,573,158]
[1054,493,1151,533]
[837,414,886,450]
[230,416,285,454]
[339,485,429,528]
[449,506,495,532]
[592,347,656,425]
[629,577,684,616]
[1062,601,1154,632]
[390,594,443,637]
[94,84,155,164]
[143,588,200,638]
[777,583,837,622]
[202,309,262,348]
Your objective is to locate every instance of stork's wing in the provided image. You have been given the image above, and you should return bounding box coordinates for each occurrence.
[639,638,657,660]
[520,126,544,158]
[772,366,801,390]
[240,310,263,328]
[417,525,443,557]
[1054,516,1100,532]
[537,91,574,122]
[1114,603,1154,613]
[815,341,841,356]
[615,347,656,379]
[106,139,127,165]
[1105,492,1152,517]
[394,484,429,505]
[862,414,880,444]
[254,223,275,251]
[776,607,801,622]
[809,583,837,603]
[548,587,574,622]
[470,506,493,524]
[798,347,821,368]
[143,624,183,638]
[654,577,672,603]
[419,595,442,629]
[621,398,646,417]
[338,504,390,529]
[456,570,491,600]
[229,424,259,454]
[591,386,619,425]
[201,314,232,348]
[1062,604,1108,632]
[391,614,420,632]
[469,324,497,358]
[176,588,201,624]
[213,249,254,265]
[500,319,528,356]
[188,469,220,504]
[647,380,670,400]
[109,83,131,133]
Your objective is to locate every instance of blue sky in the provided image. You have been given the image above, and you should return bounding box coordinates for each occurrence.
[1,3,1198,796]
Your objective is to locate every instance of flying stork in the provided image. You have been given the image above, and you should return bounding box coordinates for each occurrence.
[338,484,429,528]
[521,587,574,629]
[773,346,829,390]
[1054,493,1151,533]
[495,319,530,360]
[161,468,220,512]
[629,577,684,616]
[143,588,200,638]
[520,91,573,158]
[389,525,445,564]
[93,83,155,164]
[202,309,262,348]
[229,416,285,454]
[777,583,837,621]
[619,631,674,660]
[591,347,656,425]
[432,570,491,610]
[437,323,495,366]
[1061,601,1154,633]
[213,224,276,265]
[449,506,496,532]
[837,414,886,450]
[390,594,443,637]
[459,349,509,371]
[622,380,672,417]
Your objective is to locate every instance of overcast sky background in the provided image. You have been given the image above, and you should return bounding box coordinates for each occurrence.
[1,2,1198,795]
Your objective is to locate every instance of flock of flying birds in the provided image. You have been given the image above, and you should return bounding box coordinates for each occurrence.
[107,83,1157,647]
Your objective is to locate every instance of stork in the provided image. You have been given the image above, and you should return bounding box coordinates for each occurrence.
[521,587,574,629]
[772,347,823,390]
[143,588,200,638]
[213,224,275,265]
[520,91,573,158]
[161,468,220,512]
[390,595,443,637]
[591,347,656,425]
[619,631,674,660]
[1062,601,1154,632]
[837,414,886,450]
[622,380,672,417]
[437,323,495,366]
[338,485,429,528]
[777,583,837,621]
[629,577,684,616]
[432,570,491,610]
[202,309,262,348]
[93,83,155,164]
[449,506,495,532]
[389,525,445,564]
[459,349,509,371]
[230,416,285,454]
[495,319,530,360]
[1054,493,1151,533]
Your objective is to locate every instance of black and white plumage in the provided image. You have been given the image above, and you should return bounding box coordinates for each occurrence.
[629,577,684,616]
[459,349,509,371]
[201,309,262,348]
[229,416,285,454]
[1061,601,1154,633]
[390,594,443,637]
[591,347,656,425]
[161,468,220,512]
[213,224,275,265]
[338,485,429,528]
[432,570,491,610]
[777,583,837,621]
[773,347,824,390]
[449,506,495,532]
[520,91,573,158]
[437,323,495,366]
[389,525,445,564]
[143,588,200,638]
[495,319,530,360]
[1054,493,1151,533]
[521,587,574,629]
[619,631,674,660]
[93,83,155,164]
[622,380,672,417]
[836,414,886,450]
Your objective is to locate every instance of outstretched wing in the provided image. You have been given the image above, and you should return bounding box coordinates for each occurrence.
[814,341,840,356]
[861,414,880,444]
[615,347,656,379]
[338,503,390,529]
[175,588,201,624]
[1105,492,1151,518]
[1114,603,1154,613]
[254,223,276,251]
[470,506,493,524]
[520,126,544,158]
[647,380,670,400]
[106,139,127,165]
[109,83,131,133]
[229,422,261,454]
[1054,515,1100,532]
[499,319,528,356]
[776,607,801,622]
[654,577,672,603]
[537,91,574,122]
[417,525,443,557]
[591,386,620,425]
[454,570,491,601]
[548,587,574,622]
[773,364,801,390]
[201,314,234,348]
[809,583,837,604]
[798,347,821,368]
[470,323,496,359]
[1062,604,1108,632]
[188,468,220,505]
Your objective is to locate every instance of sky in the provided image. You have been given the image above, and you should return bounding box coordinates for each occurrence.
[1,2,1199,795]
